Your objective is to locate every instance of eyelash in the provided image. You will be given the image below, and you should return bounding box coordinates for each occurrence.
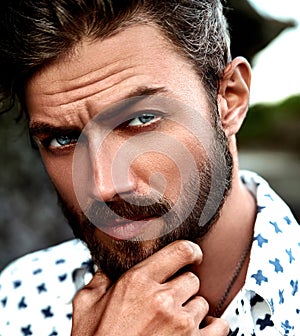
[121,112,162,131]
[40,111,164,152]
[39,131,80,152]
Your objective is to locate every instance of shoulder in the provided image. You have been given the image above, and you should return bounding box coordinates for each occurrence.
[0,239,92,335]
[0,239,91,285]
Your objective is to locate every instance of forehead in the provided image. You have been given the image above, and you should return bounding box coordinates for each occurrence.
[25,23,209,127]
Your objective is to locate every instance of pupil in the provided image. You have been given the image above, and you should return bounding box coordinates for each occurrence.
[57,135,71,145]
[139,115,154,124]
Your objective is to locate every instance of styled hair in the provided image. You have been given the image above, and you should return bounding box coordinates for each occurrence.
[0,0,230,116]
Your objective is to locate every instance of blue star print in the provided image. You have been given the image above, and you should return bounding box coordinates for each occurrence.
[264,194,274,201]
[251,270,268,285]
[37,283,47,294]
[33,268,42,275]
[257,314,274,330]
[13,280,22,289]
[254,234,268,247]
[279,290,285,304]
[269,221,282,234]
[21,325,32,336]
[269,298,275,313]
[269,259,283,273]
[55,259,66,265]
[1,171,300,336]
[1,297,7,307]
[281,320,294,335]
[257,205,266,213]
[286,249,295,264]
[41,306,54,318]
[49,331,58,336]
[290,280,298,296]
[66,313,72,320]
[18,297,27,309]
[58,274,67,282]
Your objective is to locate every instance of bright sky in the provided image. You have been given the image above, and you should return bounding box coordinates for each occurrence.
[247,0,300,105]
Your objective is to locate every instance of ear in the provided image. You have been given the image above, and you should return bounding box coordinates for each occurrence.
[218,57,251,137]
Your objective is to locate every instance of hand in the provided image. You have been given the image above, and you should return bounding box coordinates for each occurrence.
[71,240,229,335]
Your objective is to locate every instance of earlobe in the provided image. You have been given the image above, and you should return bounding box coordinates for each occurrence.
[218,57,252,136]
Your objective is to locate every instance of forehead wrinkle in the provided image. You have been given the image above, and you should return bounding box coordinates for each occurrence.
[43,55,134,95]
[42,67,137,107]
[32,81,166,131]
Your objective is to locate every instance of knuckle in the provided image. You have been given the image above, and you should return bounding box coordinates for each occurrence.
[175,314,194,332]
[72,287,92,308]
[187,271,200,287]
[203,317,230,335]
[182,314,194,329]
[196,296,209,315]
[218,318,230,333]
[153,290,174,310]
[121,266,145,285]
[174,240,196,261]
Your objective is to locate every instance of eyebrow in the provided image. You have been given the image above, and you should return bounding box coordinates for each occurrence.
[29,85,167,138]
[29,123,81,139]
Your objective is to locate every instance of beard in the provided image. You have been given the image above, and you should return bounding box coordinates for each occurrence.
[58,115,233,282]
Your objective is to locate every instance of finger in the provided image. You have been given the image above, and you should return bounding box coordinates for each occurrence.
[184,296,209,324]
[132,240,203,283]
[200,316,230,335]
[165,271,200,304]
[86,269,112,290]
[72,270,112,309]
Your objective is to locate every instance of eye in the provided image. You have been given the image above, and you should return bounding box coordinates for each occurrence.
[127,113,161,127]
[48,134,78,148]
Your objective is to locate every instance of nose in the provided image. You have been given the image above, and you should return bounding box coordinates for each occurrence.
[89,135,137,202]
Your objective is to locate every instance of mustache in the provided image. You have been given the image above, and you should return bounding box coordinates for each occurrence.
[85,195,173,227]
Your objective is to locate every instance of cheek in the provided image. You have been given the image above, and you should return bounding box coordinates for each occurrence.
[140,152,181,197]
[132,147,196,203]
[41,152,80,208]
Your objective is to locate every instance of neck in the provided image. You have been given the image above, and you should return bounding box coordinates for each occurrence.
[192,166,257,316]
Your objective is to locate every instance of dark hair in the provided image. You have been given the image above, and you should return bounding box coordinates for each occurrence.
[0,0,230,117]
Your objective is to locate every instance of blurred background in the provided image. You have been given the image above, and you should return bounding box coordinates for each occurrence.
[0,0,299,270]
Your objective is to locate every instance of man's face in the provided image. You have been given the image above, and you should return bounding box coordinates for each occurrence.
[26,24,232,281]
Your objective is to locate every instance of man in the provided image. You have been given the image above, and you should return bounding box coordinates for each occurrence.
[0,0,299,335]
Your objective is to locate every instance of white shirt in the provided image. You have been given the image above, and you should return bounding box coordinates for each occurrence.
[0,171,299,335]
[223,172,300,335]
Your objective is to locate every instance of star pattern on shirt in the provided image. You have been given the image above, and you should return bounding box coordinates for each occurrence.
[256,314,274,330]
[18,296,27,309]
[0,171,299,336]
[269,258,283,273]
[281,320,295,334]
[286,248,295,264]
[269,221,282,234]
[290,280,298,296]
[32,268,42,276]
[41,306,54,318]
[221,172,300,336]
[251,270,268,285]
[37,283,47,294]
[279,289,285,304]
[21,325,32,336]
[254,234,268,247]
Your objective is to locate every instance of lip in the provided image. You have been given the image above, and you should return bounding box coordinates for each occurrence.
[100,217,155,241]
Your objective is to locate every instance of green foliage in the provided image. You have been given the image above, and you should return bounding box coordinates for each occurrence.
[238,94,300,151]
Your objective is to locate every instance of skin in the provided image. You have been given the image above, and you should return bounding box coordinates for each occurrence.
[25,24,255,334]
